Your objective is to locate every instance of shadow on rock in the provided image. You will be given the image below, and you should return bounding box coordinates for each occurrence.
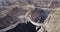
[6,22,37,32]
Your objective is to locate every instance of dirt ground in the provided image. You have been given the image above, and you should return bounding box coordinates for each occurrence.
[38,8,60,32]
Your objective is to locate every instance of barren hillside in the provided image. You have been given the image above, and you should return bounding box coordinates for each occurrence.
[0,0,60,32]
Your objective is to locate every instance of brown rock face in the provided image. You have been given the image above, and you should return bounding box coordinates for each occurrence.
[30,8,41,23]
[0,7,27,31]
[8,7,27,16]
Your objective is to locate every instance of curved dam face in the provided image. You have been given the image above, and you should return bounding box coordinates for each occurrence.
[30,8,47,23]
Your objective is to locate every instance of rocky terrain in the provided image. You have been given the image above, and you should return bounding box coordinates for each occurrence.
[0,0,60,32]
